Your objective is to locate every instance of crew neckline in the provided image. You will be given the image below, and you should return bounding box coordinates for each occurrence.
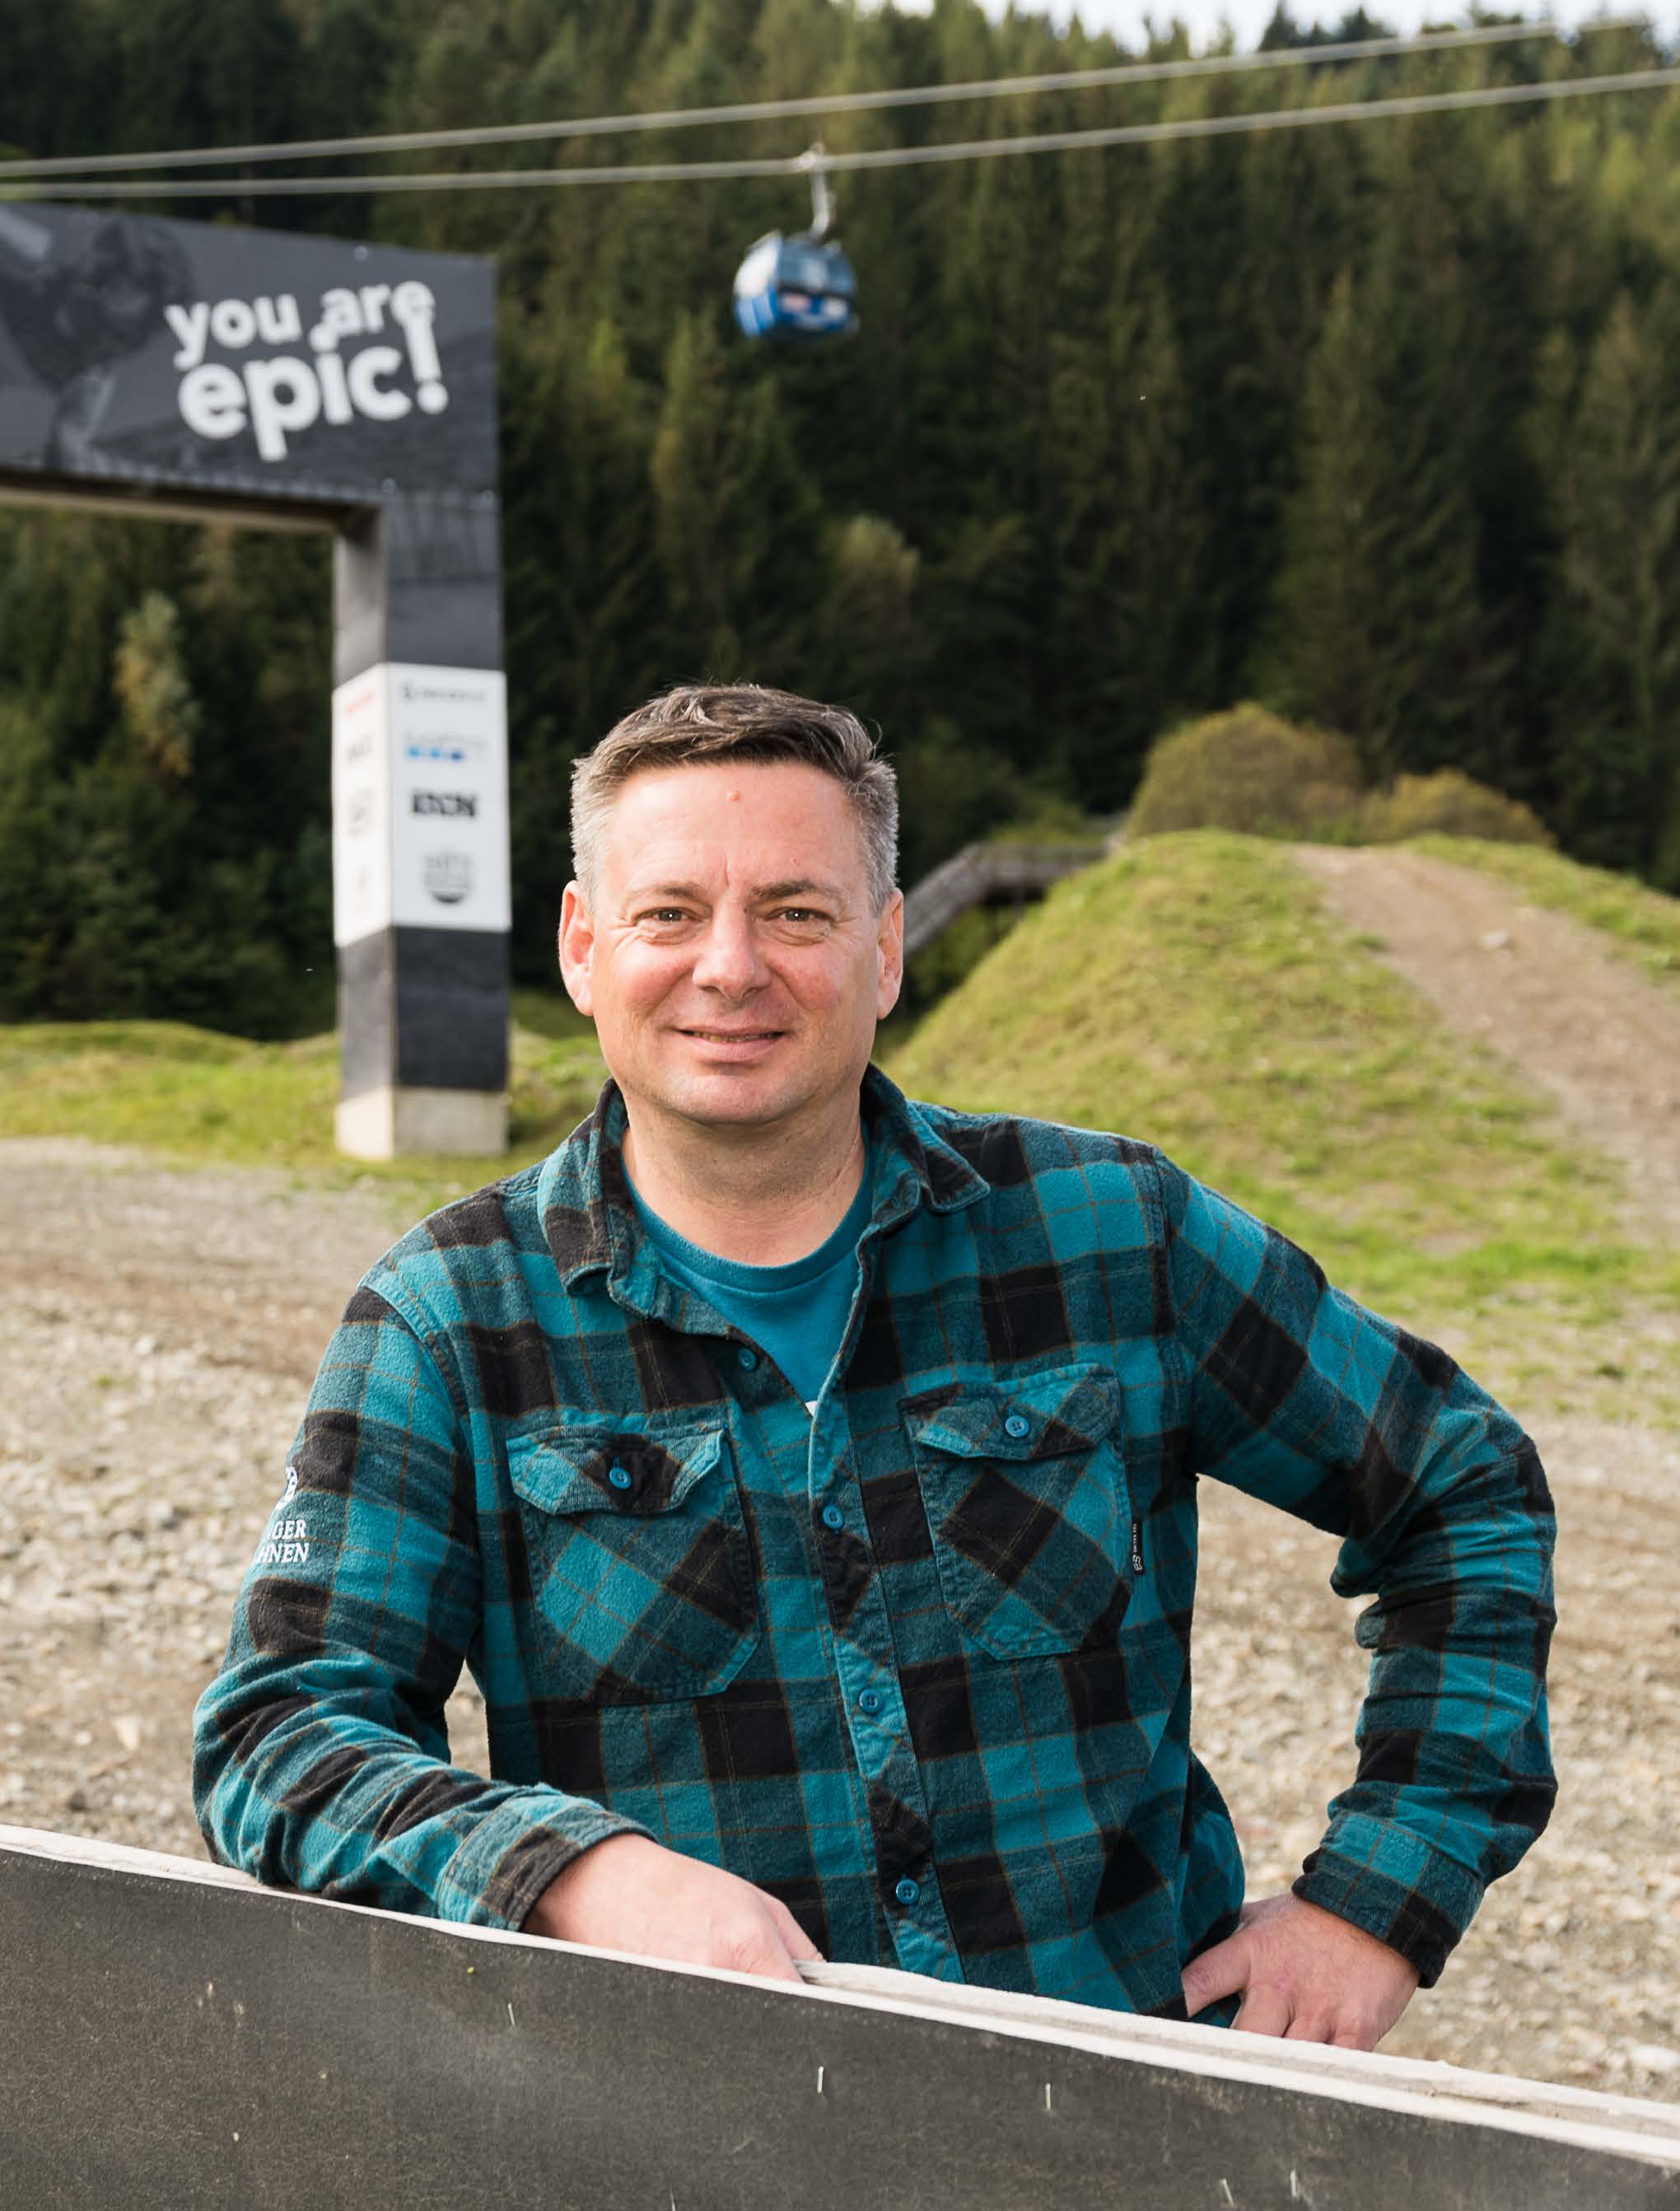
[627,1134,873,1293]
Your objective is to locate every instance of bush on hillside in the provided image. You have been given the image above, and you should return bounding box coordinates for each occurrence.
[1127,705,1363,840]
[1358,769,1553,848]
[1127,708,1556,851]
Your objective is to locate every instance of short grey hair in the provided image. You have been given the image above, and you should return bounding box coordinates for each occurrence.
[570,684,898,913]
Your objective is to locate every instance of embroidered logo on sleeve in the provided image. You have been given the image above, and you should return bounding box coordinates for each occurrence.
[254,1463,312,1568]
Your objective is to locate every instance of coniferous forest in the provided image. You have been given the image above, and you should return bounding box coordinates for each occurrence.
[2,0,1678,1031]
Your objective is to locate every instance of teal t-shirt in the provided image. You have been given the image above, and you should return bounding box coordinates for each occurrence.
[627,1141,873,1410]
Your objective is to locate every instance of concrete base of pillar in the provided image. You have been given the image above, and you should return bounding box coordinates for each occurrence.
[336,1085,507,1161]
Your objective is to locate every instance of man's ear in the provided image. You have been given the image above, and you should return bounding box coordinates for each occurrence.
[558,881,596,1015]
[875,888,905,1020]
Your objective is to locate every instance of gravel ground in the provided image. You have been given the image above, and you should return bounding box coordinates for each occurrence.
[1,849,1675,2105]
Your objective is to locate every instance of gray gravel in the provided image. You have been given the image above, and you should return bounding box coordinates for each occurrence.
[0,1136,1673,2101]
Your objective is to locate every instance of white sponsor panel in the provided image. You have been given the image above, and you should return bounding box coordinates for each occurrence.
[332,662,508,944]
[331,668,392,945]
[388,664,510,932]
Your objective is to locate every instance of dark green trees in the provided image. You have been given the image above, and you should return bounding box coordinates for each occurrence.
[1,0,1678,1031]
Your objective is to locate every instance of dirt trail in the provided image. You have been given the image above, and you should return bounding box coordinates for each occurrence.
[1292,844,1680,1237]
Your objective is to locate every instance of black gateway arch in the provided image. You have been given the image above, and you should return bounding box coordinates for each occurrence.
[0,202,508,1158]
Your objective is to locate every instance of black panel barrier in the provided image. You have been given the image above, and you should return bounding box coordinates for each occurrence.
[1,1827,1677,2210]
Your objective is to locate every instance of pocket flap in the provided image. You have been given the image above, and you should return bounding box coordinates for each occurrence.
[507,1424,725,1517]
[905,1366,1119,1461]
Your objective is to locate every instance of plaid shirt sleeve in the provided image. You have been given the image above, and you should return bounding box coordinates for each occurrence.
[191,1274,651,1928]
[1157,1156,1557,1984]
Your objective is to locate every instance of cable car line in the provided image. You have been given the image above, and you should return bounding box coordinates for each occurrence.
[12,61,1680,199]
[0,15,1648,180]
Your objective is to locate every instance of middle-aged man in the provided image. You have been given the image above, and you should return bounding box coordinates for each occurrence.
[194,684,1556,2047]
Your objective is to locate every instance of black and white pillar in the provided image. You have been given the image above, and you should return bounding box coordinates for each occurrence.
[330,488,510,1159]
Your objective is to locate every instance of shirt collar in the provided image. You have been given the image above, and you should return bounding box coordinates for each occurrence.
[539,1064,988,1299]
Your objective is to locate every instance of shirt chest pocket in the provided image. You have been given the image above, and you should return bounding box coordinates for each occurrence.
[904,1367,1132,1662]
[506,1425,760,1704]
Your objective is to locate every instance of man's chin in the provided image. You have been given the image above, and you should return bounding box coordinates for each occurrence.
[667,1071,799,1127]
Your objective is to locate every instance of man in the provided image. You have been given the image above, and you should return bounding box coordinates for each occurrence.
[194,685,1556,2045]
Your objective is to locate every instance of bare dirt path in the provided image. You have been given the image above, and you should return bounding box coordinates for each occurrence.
[1292,844,1680,1237]
[0,1120,1675,2105]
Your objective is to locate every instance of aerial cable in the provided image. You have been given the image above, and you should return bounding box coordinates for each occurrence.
[10,61,1680,199]
[0,16,1649,181]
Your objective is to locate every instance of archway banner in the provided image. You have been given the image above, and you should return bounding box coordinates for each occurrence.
[0,203,508,1159]
[0,202,495,503]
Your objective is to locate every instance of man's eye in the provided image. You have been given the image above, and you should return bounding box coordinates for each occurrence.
[775,908,826,925]
[636,909,692,928]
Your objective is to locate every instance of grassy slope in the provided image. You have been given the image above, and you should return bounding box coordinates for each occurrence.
[886,832,1678,1417]
[1409,837,1680,990]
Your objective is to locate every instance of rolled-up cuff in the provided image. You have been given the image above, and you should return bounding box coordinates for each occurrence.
[1293,1821,1486,1989]
[436,1798,654,1931]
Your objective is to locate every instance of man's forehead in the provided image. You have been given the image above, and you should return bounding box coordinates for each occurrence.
[600,761,867,886]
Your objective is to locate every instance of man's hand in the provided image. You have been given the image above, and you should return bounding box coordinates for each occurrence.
[524,1834,823,1985]
[1179,1892,1419,2050]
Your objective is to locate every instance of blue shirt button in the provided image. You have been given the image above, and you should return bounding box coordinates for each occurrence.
[737,1348,758,1372]
[856,1687,883,1716]
[607,1465,632,1490]
[1003,1412,1031,1440]
[821,1503,844,1531]
[894,1877,921,1907]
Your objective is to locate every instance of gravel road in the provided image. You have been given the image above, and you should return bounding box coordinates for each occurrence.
[1,853,1675,2101]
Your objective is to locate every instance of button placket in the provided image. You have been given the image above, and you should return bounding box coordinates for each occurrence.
[808,1389,958,1983]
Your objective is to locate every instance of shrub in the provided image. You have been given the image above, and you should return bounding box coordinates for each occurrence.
[1359,769,1553,848]
[1127,704,1363,839]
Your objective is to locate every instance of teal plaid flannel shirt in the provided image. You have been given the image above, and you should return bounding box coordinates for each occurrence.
[193,1069,1556,2015]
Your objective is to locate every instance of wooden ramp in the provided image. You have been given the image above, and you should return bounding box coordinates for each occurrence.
[3,1824,1676,2209]
[901,839,1108,961]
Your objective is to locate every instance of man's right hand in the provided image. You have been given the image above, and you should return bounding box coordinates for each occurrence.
[524,1834,823,1984]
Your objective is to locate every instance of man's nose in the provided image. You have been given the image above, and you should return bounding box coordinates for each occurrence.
[690,910,770,996]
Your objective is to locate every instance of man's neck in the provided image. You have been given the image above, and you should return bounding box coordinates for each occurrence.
[619,1094,868,1267]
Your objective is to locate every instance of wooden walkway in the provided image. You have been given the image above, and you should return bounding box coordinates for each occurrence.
[901,839,1108,961]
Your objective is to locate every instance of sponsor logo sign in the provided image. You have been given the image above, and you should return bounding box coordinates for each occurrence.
[331,661,508,944]
[422,850,474,905]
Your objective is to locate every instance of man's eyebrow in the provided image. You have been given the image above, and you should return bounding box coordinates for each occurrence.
[623,876,847,904]
[754,878,844,903]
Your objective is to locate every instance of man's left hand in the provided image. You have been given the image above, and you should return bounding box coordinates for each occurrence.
[1179,1892,1420,2050]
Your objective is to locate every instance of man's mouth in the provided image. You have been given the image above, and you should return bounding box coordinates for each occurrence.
[678,1026,786,1040]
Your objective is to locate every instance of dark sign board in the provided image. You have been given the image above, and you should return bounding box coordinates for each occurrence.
[0,203,496,508]
[2,1828,1678,2211]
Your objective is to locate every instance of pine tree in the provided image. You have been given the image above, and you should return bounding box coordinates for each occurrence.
[1265,253,1496,786]
[1543,292,1680,884]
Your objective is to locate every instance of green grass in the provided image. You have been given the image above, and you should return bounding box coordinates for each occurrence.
[1408,837,1680,991]
[0,1003,607,1210]
[886,832,1678,1418]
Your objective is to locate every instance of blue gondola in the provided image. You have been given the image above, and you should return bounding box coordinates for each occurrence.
[732,147,857,340]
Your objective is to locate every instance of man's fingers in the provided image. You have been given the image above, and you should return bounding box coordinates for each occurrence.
[764,1892,824,1963]
[1231,1988,1292,2038]
[1180,1933,1248,2015]
[722,1926,807,1983]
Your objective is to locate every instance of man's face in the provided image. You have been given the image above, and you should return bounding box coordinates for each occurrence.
[559,760,903,1138]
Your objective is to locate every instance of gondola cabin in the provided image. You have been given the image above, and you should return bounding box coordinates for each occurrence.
[733,231,857,339]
